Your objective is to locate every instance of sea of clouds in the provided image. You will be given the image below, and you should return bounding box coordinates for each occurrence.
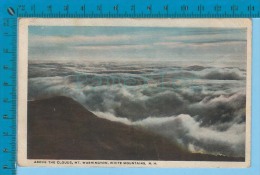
[28,60,247,157]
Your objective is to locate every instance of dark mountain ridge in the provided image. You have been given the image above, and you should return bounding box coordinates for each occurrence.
[28,96,244,161]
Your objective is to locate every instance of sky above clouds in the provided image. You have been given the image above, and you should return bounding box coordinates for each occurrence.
[29,26,247,68]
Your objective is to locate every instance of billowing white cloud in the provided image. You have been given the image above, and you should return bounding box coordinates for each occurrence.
[28,61,247,157]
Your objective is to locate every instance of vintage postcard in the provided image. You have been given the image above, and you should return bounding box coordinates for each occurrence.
[18,18,251,168]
